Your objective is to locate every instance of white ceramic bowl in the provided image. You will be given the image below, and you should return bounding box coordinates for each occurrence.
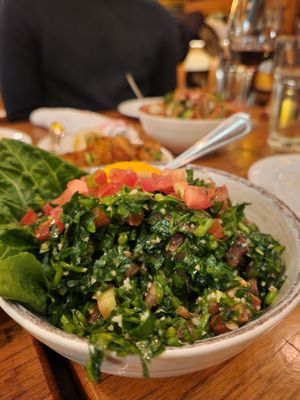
[1,166,300,378]
[139,110,222,154]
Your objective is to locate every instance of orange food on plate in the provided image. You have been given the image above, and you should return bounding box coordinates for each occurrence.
[61,134,163,168]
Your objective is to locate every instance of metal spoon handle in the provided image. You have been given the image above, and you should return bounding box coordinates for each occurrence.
[165,112,252,169]
[125,72,144,99]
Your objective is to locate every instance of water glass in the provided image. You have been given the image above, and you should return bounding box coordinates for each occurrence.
[268,36,300,152]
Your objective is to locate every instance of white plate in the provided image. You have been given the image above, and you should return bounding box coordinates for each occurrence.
[117,97,162,119]
[0,127,32,144]
[38,131,174,165]
[248,154,300,217]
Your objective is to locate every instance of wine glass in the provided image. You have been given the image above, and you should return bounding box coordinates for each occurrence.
[226,0,282,104]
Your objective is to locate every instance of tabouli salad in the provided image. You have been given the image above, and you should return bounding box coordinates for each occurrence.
[18,166,285,379]
[0,140,285,381]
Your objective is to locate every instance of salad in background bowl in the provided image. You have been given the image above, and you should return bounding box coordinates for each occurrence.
[0,139,300,380]
[139,88,243,154]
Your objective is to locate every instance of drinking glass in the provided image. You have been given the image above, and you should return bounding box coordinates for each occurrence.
[226,0,281,104]
[268,36,300,152]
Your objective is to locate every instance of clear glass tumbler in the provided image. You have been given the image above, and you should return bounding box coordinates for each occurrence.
[268,36,300,152]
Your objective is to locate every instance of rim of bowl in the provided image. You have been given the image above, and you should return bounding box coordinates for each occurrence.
[1,166,300,361]
[138,109,223,125]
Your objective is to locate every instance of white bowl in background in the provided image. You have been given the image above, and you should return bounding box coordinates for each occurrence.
[1,166,300,378]
[139,110,223,154]
[118,97,162,119]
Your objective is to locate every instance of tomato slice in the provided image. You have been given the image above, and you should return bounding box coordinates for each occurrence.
[42,203,53,216]
[97,182,122,198]
[162,168,187,185]
[92,170,108,186]
[208,219,225,240]
[92,207,110,227]
[173,180,188,199]
[139,173,173,194]
[109,168,138,188]
[35,206,65,240]
[138,177,157,192]
[49,206,64,233]
[53,179,89,205]
[20,208,38,225]
[213,185,229,209]
[184,185,212,210]
[35,220,52,241]
[126,212,144,226]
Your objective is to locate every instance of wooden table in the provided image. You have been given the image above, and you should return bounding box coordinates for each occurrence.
[1,111,300,400]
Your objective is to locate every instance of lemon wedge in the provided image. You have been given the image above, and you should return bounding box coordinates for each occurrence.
[103,161,161,177]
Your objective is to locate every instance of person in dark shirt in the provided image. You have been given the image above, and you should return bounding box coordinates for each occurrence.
[0,0,183,121]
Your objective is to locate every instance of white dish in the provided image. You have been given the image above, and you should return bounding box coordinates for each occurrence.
[0,127,32,144]
[248,154,300,217]
[30,108,110,135]
[1,167,300,378]
[38,131,174,165]
[139,109,223,154]
[117,97,162,119]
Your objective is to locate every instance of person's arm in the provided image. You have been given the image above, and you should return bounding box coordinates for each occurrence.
[0,0,44,121]
[148,8,181,96]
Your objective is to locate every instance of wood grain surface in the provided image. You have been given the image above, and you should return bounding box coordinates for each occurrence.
[1,110,299,400]
[0,312,60,400]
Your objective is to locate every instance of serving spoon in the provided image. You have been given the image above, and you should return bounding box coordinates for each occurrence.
[165,112,252,169]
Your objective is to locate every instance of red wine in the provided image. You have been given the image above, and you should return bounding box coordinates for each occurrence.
[231,48,274,66]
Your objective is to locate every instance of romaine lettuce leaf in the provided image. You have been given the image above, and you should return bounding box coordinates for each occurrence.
[0,139,84,312]
[0,253,49,314]
[0,228,39,259]
[0,138,85,224]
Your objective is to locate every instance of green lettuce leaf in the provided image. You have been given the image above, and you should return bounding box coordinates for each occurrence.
[0,138,85,224]
[0,228,39,260]
[0,253,49,314]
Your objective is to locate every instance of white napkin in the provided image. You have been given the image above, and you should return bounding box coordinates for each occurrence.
[30,107,142,144]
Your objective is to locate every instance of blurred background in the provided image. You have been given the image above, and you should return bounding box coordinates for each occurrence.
[159,0,300,96]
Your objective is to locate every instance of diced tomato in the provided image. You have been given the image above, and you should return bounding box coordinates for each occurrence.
[213,185,229,209]
[208,219,225,240]
[49,206,64,233]
[161,168,187,184]
[109,168,138,188]
[126,212,144,226]
[93,170,108,186]
[35,220,52,241]
[204,179,216,199]
[42,203,53,216]
[97,182,122,198]
[35,206,64,240]
[53,179,89,205]
[173,180,188,199]
[183,185,212,210]
[206,186,216,199]
[20,208,38,225]
[139,173,173,194]
[138,177,158,192]
[92,207,110,227]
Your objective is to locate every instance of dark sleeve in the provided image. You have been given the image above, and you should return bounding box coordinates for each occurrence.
[173,11,205,62]
[0,0,44,121]
[148,7,181,96]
